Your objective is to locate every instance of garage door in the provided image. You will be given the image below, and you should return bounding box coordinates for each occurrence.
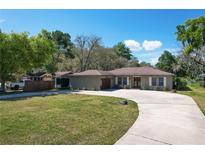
[101,78,111,89]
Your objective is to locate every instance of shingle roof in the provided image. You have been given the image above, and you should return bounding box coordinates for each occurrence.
[109,67,173,76]
[71,70,113,76]
[69,67,173,76]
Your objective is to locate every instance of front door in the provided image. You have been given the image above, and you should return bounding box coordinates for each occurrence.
[101,78,111,89]
[133,77,141,88]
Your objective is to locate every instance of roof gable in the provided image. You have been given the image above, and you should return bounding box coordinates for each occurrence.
[71,70,112,76]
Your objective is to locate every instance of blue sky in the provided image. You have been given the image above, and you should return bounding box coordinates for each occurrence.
[0,9,204,65]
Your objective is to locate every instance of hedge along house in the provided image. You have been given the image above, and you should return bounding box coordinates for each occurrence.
[68,67,173,90]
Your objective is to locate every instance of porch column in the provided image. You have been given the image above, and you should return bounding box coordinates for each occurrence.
[115,77,118,85]
[127,76,129,85]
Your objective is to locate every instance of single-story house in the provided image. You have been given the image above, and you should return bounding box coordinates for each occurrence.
[68,67,173,90]
[54,71,72,88]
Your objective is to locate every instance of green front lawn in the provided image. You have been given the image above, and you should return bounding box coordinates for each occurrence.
[0,94,138,144]
[178,84,205,115]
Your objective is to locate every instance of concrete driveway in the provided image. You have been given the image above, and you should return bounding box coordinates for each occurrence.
[74,89,205,145]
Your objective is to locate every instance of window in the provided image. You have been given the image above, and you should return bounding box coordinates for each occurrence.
[152,77,157,86]
[118,77,122,85]
[159,77,164,87]
[123,77,127,85]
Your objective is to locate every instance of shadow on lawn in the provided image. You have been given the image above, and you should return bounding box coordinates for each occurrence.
[176,86,192,91]
[0,90,72,101]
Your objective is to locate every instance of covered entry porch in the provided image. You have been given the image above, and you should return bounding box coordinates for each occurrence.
[114,76,143,89]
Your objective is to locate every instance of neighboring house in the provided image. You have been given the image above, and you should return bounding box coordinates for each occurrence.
[28,72,53,81]
[54,71,72,88]
[68,67,173,90]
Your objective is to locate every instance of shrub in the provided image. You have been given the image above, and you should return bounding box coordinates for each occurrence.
[156,87,161,91]
[174,77,188,90]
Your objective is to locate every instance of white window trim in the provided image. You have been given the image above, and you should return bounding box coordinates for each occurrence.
[164,77,167,87]
[149,77,152,86]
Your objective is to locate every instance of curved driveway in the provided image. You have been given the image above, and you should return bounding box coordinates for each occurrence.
[74,89,205,145]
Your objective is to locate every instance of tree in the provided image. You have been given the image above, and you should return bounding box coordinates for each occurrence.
[0,31,55,91]
[155,50,176,73]
[176,16,205,67]
[114,42,132,60]
[171,55,187,77]
[173,54,204,79]
[139,61,152,67]
[127,57,140,67]
[38,29,74,73]
[74,35,101,71]
[88,48,128,70]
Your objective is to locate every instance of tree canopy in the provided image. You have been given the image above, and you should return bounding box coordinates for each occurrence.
[176,16,205,66]
[38,29,74,73]
[114,42,132,60]
[74,35,102,71]
[155,50,176,73]
[0,31,56,91]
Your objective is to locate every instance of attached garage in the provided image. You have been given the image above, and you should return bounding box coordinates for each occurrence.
[54,71,72,88]
[69,70,113,90]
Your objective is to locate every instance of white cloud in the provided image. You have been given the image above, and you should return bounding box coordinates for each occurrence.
[124,40,142,51]
[142,40,162,51]
[0,19,5,23]
[163,48,180,54]
[150,57,159,65]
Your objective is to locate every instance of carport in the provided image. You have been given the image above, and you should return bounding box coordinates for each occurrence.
[54,71,72,88]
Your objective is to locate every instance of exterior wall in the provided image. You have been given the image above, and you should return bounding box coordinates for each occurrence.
[114,75,173,90]
[166,76,173,90]
[140,76,173,90]
[112,76,132,89]
[69,75,173,91]
[70,76,102,90]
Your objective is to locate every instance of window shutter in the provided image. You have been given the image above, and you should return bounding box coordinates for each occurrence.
[164,77,167,87]
[149,77,152,86]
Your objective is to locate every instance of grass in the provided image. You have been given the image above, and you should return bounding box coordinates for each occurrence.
[178,83,205,115]
[0,94,138,144]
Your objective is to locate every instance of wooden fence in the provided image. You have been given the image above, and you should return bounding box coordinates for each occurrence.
[23,81,55,92]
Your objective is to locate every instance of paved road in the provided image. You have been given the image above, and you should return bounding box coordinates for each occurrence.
[74,89,205,145]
